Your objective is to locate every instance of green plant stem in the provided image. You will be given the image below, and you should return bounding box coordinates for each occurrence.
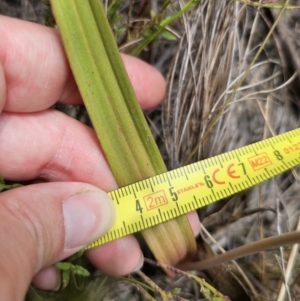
[144,258,230,301]
[50,0,196,269]
[130,0,202,56]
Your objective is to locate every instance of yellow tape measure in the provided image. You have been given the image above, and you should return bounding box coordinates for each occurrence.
[86,128,300,250]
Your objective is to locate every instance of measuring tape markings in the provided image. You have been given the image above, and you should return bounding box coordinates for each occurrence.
[85,128,300,250]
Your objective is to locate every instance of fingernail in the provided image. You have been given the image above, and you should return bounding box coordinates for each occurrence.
[51,279,61,292]
[51,266,61,291]
[63,190,115,249]
[133,254,144,272]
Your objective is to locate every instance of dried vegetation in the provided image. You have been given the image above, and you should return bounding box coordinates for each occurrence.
[1,0,300,300]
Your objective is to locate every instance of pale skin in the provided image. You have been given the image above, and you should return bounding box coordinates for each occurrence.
[0,16,200,301]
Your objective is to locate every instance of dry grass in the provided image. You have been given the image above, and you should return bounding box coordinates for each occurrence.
[153,1,300,300]
[1,0,300,300]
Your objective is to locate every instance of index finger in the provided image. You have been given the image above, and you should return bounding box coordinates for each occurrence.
[0,16,165,113]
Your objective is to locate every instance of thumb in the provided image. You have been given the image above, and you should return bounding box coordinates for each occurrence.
[0,182,114,300]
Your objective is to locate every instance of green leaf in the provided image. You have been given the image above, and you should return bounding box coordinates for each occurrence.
[50,0,196,269]
[73,265,90,277]
[160,30,177,41]
[171,287,181,295]
[55,262,72,271]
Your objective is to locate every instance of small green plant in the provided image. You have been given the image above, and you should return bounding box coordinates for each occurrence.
[128,0,202,55]
[55,250,89,290]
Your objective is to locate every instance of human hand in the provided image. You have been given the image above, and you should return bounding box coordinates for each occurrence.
[0,15,200,300]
